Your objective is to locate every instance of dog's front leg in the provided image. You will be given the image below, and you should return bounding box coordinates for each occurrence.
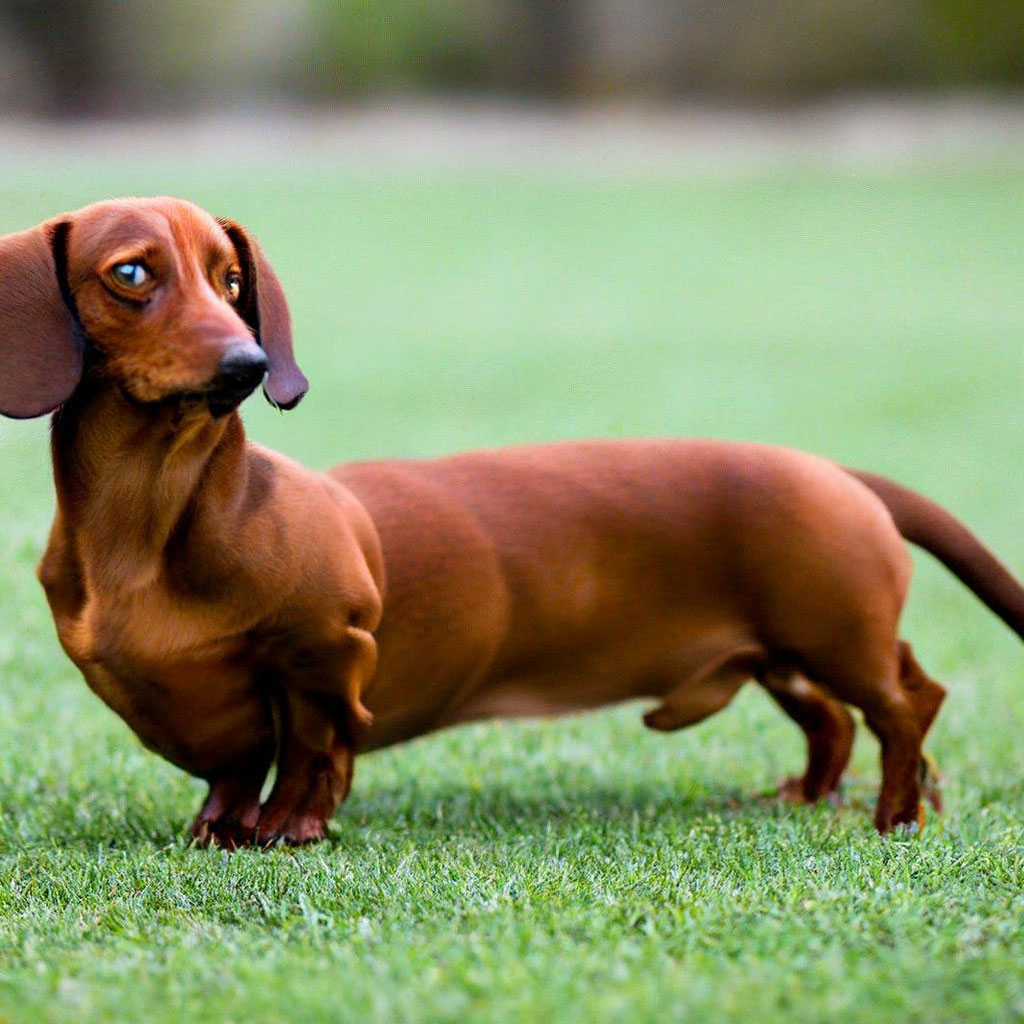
[254,689,354,845]
[191,747,274,848]
[255,626,377,845]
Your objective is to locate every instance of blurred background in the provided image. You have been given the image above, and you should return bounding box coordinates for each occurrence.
[1,0,1023,113]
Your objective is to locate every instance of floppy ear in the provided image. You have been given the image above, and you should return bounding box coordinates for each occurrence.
[0,221,84,419]
[218,219,308,411]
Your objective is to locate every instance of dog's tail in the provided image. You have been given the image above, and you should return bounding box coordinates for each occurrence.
[845,469,1024,640]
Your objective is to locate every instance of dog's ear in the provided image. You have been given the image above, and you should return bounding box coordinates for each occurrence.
[218,219,308,411]
[0,221,84,419]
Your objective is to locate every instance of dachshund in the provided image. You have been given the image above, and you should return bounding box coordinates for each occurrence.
[1,197,1022,845]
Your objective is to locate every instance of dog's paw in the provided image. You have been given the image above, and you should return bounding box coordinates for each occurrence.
[875,800,926,835]
[191,802,260,849]
[772,775,842,807]
[775,775,810,804]
[191,815,257,850]
[190,777,262,849]
[920,752,943,813]
[253,809,327,847]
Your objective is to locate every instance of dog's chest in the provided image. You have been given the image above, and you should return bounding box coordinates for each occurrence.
[82,646,267,772]
[45,564,270,775]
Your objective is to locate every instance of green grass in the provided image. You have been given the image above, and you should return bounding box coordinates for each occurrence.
[1,156,1023,1023]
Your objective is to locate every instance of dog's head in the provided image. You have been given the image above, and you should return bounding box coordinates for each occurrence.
[0,197,308,419]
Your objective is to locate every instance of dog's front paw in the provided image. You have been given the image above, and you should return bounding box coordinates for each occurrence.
[253,757,343,846]
[191,775,263,849]
[191,814,257,849]
[253,807,328,846]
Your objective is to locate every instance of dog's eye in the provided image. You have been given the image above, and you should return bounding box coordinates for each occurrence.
[225,270,242,302]
[110,262,149,289]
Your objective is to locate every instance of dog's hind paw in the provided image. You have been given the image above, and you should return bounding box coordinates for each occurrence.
[773,775,842,807]
[920,752,943,813]
[775,775,811,804]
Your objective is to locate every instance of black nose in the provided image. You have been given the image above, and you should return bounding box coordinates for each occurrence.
[216,343,269,392]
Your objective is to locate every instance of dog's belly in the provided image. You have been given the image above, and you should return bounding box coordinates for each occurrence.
[438,667,662,725]
[441,623,763,726]
[362,609,762,749]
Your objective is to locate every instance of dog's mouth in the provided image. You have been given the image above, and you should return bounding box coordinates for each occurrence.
[122,351,267,418]
[203,382,261,418]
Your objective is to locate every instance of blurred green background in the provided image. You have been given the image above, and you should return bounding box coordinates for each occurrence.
[1,0,1023,114]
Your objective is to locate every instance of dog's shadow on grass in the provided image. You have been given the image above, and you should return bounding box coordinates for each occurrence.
[333,776,847,846]
[293,771,1023,851]
[6,774,1020,854]
[0,776,799,854]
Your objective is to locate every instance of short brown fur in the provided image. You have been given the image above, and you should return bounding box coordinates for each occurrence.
[2,198,1022,844]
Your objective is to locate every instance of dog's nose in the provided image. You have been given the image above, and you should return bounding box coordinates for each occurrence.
[216,343,269,391]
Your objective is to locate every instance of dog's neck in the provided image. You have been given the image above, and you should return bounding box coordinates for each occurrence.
[50,379,248,592]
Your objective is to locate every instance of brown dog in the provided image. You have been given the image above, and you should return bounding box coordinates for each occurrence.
[2,197,1022,845]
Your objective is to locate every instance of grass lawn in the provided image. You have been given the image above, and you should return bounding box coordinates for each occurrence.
[1,153,1022,1023]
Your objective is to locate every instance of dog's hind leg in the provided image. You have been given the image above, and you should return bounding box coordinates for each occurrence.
[806,639,945,832]
[759,671,855,804]
[866,641,946,830]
